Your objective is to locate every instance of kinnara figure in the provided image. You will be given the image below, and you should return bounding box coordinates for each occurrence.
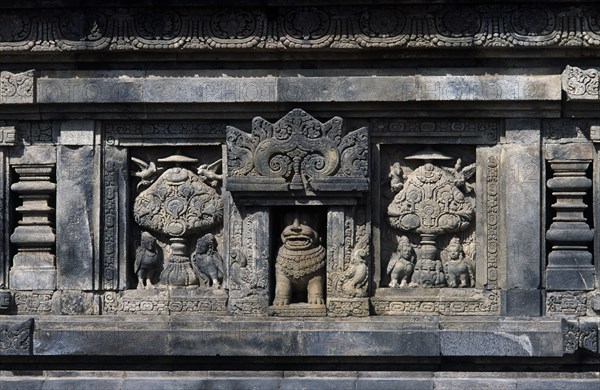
[387,235,416,287]
[442,237,474,288]
[135,232,161,289]
[273,211,326,306]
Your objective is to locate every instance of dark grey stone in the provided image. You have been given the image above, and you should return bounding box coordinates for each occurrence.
[502,125,541,289]
[56,145,95,290]
[502,289,542,316]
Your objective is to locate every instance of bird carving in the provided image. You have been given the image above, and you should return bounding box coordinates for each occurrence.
[197,159,223,187]
[131,157,163,191]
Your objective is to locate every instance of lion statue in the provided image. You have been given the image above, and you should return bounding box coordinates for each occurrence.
[273,211,326,306]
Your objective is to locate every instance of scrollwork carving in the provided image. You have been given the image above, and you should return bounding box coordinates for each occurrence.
[226,109,368,192]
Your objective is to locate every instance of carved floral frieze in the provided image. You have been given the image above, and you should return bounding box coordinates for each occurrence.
[2,6,600,52]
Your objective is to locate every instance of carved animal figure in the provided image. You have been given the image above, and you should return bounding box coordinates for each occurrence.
[273,212,326,306]
[389,162,404,193]
[197,159,223,187]
[135,232,161,289]
[191,233,224,288]
[442,237,474,288]
[131,157,163,191]
[331,236,369,298]
[387,236,416,287]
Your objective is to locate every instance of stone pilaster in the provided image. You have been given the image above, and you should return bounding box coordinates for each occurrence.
[545,151,595,291]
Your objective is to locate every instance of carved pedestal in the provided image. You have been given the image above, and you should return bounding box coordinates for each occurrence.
[9,164,56,290]
[546,160,595,291]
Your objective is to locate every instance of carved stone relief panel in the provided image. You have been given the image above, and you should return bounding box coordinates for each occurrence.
[373,143,498,315]
[225,109,370,317]
[381,145,476,289]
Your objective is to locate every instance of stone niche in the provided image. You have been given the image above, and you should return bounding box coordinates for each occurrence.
[371,124,500,316]
[102,133,229,315]
[225,109,370,317]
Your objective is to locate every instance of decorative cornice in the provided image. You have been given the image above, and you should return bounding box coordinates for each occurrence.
[0,5,599,53]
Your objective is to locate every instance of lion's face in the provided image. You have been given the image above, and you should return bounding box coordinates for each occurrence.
[281,212,320,251]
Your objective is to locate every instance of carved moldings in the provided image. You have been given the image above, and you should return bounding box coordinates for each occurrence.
[9,164,57,290]
[0,70,34,104]
[3,6,600,51]
[102,289,227,315]
[545,159,594,291]
[372,119,500,145]
[0,318,33,355]
[372,290,499,316]
[226,109,368,192]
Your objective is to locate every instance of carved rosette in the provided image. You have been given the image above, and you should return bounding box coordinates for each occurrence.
[226,108,368,192]
[133,157,223,287]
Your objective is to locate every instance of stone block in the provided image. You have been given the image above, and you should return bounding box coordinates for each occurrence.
[58,120,95,145]
[502,289,542,316]
[502,141,541,289]
[56,146,95,290]
[439,319,564,357]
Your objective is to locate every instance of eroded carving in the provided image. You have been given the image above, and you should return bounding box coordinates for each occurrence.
[0,70,34,104]
[387,149,475,288]
[134,232,162,290]
[562,66,599,99]
[387,236,416,288]
[273,211,326,306]
[0,319,33,355]
[191,233,224,288]
[441,237,474,288]
[226,108,368,192]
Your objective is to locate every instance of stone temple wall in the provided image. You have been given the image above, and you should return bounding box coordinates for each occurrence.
[0,1,599,387]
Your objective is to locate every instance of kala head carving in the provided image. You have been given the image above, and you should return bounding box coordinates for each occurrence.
[273,210,326,306]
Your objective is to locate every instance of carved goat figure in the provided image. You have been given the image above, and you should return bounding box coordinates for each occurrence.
[191,233,224,288]
[273,211,326,306]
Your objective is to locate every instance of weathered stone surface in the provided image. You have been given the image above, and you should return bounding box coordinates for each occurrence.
[36,71,561,104]
[502,120,541,290]
[56,145,95,290]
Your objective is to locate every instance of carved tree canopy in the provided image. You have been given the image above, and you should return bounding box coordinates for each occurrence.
[387,161,474,236]
[226,108,368,192]
[133,166,223,237]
